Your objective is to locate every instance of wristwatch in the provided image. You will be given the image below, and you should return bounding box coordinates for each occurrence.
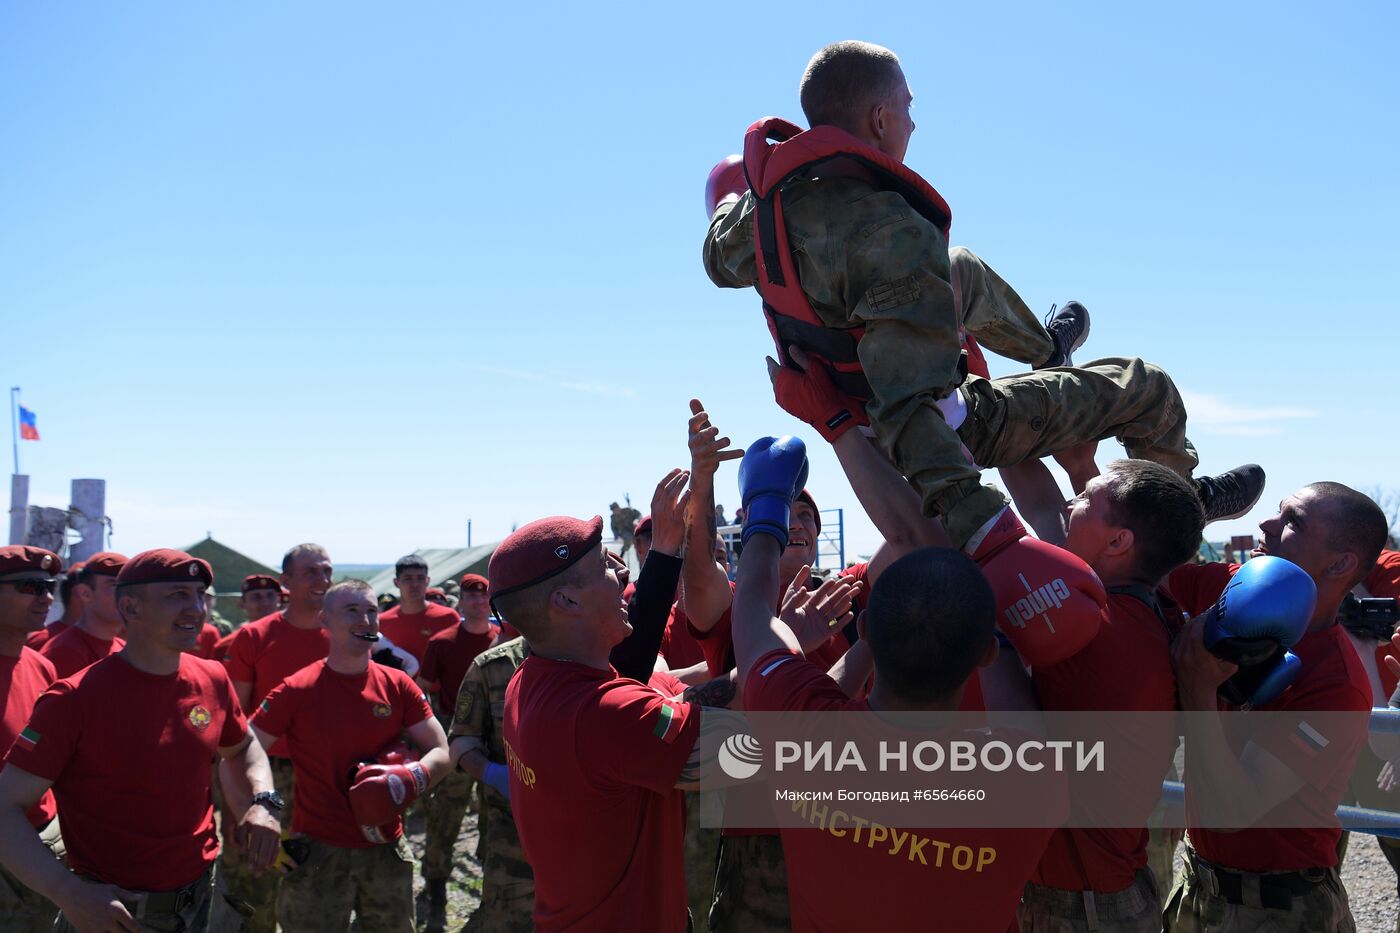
[251,790,285,814]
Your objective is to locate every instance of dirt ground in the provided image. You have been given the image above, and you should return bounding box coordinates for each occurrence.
[399,807,483,933]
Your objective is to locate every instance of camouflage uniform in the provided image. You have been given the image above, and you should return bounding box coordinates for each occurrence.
[209,609,234,637]
[421,748,474,882]
[1163,847,1355,933]
[56,868,212,933]
[1018,869,1161,932]
[277,837,415,932]
[449,637,534,932]
[684,791,722,933]
[705,181,1197,549]
[707,834,790,933]
[0,816,63,932]
[209,755,295,932]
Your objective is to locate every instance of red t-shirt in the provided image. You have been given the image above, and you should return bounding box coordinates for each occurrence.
[688,582,849,680]
[378,603,460,665]
[191,623,221,659]
[26,620,70,651]
[224,611,329,758]
[745,648,1063,933]
[6,654,247,891]
[1364,550,1400,695]
[0,648,58,828]
[504,656,699,933]
[659,604,708,671]
[251,660,433,849]
[1168,562,1371,870]
[1031,589,1182,892]
[420,622,498,711]
[40,625,124,679]
[211,632,235,664]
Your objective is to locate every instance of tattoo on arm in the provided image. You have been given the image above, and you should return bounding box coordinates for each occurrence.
[681,676,737,710]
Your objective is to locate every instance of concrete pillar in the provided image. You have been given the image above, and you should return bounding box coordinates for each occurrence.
[8,474,27,546]
[69,478,106,563]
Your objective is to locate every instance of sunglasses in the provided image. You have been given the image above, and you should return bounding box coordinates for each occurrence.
[3,580,57,596]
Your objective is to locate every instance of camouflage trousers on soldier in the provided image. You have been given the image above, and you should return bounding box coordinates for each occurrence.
[208,755,295,933]
[684,791,722,933]
[0,817,63,932]
[422,766,473,881]
[465,804,533,933]
[708,834,790,933]
[1163,848,1355,933]
[935,357,1198,549]
[57,868,212,933]
[278,837,415,933]
[948,245,1055,368]
[1018,868,1161,932]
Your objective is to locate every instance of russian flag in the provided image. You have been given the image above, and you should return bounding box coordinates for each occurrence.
[18,406,38,441]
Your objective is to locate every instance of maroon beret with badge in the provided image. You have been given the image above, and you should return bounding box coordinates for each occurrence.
[489,515,603,602]
[0,546,64,582]
[83,551,129,577]
[633,514,653,538]
[116,549,214,588]
[241,574,280,594]
[796,489,822,534]
[459,573,488,591]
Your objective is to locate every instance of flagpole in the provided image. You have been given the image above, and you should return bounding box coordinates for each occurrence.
[8,387,18,476]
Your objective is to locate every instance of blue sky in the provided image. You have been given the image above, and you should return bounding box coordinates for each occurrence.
[3,2,1396,570]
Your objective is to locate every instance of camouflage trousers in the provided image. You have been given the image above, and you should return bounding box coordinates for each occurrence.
[1018,868,1162,932]
[948,246,1055,368]
[934,356,1198,549]
[277,837,415,933]
[421,766,473,881]
[465,804,533,933]
[209,755,295,933]
[1163,848,1354,932]
[0,816,63,932]
[685,791,722,933]
[57,867,212,933]
[708,833,789,933]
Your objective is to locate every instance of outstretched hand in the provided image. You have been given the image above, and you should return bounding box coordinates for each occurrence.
[648,468,691,556]
[779,567,862,653]
[688,399,744,481]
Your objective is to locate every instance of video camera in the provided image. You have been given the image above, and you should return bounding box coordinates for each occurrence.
[1339,592,1400,642]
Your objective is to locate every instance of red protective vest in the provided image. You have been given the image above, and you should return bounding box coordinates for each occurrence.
[742,117,960,399]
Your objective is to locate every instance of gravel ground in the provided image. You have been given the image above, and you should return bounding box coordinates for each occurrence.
[396,807,483,933]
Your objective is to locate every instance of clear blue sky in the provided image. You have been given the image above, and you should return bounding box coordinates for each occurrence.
[3,2,1396,569]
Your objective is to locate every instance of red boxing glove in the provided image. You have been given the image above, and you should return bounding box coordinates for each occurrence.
[348,761,429,827]
[358,820,400,846]
[771,359,869,443]
[705,155,747,219]
[970,509,1105,668]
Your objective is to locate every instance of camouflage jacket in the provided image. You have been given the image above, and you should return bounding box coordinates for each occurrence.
[450,636,528,812]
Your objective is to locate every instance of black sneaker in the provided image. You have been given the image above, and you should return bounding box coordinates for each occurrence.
[1195,464,1266,524]
[1038,301,1091,369]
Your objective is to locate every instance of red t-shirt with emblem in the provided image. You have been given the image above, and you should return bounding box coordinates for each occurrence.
[1031,589,1182,891]
[504,656,700,933]
[0,648,58,828]
[223,611,329,758]
[420,622,498,712]
[1167,561,1371,870]
[40,625,124,679]
[26,620,70,652]
[378,603,460,666]
[251,660,433,849]
[745,648,1063,933]
[5,654,247,891]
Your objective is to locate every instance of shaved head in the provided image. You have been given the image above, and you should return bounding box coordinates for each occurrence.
[800,41,904,132]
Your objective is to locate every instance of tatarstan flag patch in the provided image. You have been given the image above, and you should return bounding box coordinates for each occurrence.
[652,700,683,744]
[14,727,39,752]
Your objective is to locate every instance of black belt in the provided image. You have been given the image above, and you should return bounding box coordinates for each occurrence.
[1189,852,1327,910]
[128,867,211,921]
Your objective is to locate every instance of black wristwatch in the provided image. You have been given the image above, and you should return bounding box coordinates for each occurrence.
[251,790,285,814]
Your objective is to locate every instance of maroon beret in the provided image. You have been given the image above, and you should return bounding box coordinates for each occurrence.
[116,549,214,588]
[459,573,489,591]
[0,546,63,582]
[633,514,653,538]
[795,489,821,534]
[83,551,129,577]
[426,587,445,597]
[489,515,603,602]
[241,574,280,594]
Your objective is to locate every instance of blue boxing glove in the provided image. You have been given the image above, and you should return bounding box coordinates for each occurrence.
[483,761,511,800]
[1202,556,1316,708]
[738,436,809,549]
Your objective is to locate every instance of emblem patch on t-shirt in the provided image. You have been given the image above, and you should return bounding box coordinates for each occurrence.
[372,703,393,719]
[14,727,39,752]
[187,706,213,730]
[652,700,683,744]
